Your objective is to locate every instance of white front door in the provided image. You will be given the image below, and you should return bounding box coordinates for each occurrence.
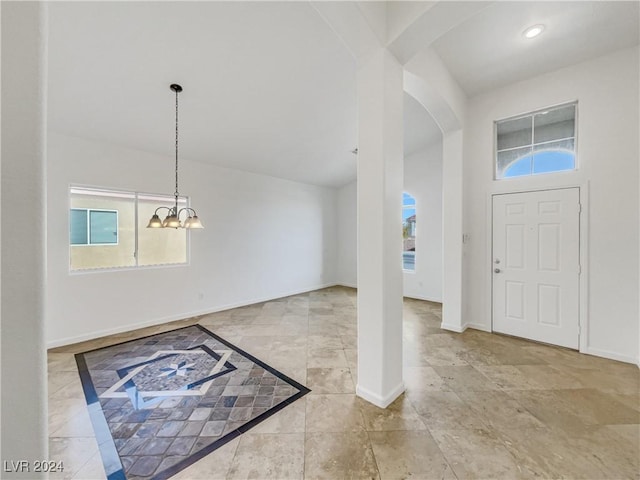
[492,188,580,349]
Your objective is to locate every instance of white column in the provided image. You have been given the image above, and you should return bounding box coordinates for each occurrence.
[356,49,405,408]
[1,1,48,472]
[441,129,464,332]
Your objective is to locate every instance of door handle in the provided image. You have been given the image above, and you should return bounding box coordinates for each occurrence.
[494,268,501,273]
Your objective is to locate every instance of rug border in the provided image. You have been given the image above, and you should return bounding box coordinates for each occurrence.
[75,323,310,480]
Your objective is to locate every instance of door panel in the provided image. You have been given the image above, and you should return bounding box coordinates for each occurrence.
[492,188,579,349]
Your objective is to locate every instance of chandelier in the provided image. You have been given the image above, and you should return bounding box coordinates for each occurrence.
[147,84,204,229]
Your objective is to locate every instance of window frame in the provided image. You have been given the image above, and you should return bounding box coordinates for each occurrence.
[69,185,191,273]
[494,101,578,180]
[70,208,120,246]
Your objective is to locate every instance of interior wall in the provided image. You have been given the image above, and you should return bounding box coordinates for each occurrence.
[335,141,444,302]
[47,132,337,347]
[404,142,443,302]
[336,180,357,287]
[463,46,640,364]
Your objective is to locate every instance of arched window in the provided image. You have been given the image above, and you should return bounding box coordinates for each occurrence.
[496,103,577,179]
[503,149,575,178]
[402,192,416,271]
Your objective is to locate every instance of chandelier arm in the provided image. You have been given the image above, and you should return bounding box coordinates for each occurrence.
[177,207,197,218]
[153,206,173,216]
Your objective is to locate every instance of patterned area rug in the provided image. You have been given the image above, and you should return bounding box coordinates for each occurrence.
[76,324,310,480]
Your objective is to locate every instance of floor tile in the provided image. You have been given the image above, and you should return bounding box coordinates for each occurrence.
[430,427,531,479]
[357,395,426,432]
[431,365,500,391]
[368,430,455,480]
[227,433,305,479]
[409,390,488,431]
[306,394,366,432]
[171,437,240,480]
[306,368,354,394]
[48,286,640,480]
[304,432,379,479]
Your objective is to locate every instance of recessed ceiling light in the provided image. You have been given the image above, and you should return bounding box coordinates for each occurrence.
[523,24,545,39]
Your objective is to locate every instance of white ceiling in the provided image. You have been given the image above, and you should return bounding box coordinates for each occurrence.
[433,1,640,96]
[48,2,360,187]
[48,1,639,188]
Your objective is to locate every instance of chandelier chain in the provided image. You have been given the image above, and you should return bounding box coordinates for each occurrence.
[175,87,179,202]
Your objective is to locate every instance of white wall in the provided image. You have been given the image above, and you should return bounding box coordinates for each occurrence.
[404,142,443,302]
[335,142,444,302]
[336,180,357,287]
[47,133,337,347]
[2,1,49,470]
[463,46,640,364]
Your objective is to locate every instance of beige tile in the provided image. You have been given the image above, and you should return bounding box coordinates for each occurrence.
[513,364,586,389]
[368,430,455,480]
[250,397,306,434]
[307,368,354,394]
[510,388,640,432]
[227,433,305,479]
[171,437,240,479]
[474,364,547,390]
[306,394,366,432]
[48,437,100,480]
[49,405,95,437]
[307,335,342,350]
[71,451,107,480]
[307,348,348,368]
[48,353,79,372]
[344,349,357,370]
[304,431,379,479]
[430,427,530,479]
[500,425,640,480]
[404,366,449,392]
[47,289,640,480]
[409,390,488,431]
[357,395,426,432]
[431,365,500,391]
[455,390,545,433]
[48,370,83,396]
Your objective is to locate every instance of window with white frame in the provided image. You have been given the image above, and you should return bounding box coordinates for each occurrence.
[69,187,188,271]
[70,209,118,245]
[495,102,577,179]
[402,192,416,271]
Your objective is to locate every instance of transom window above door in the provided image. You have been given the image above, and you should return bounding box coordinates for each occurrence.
[495,102,577,179]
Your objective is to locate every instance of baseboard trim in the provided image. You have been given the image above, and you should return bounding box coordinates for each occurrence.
[582,346,638,366]
[47,282,336,349]
[356,382,405,409]
[465,322,492,333]
[440,322,468,333]
[403,294,442,303]
[335,282,357,289]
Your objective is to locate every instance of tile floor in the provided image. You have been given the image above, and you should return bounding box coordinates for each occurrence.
[49,286,640,479]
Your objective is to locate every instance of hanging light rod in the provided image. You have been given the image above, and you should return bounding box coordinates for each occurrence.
[147,84,204,229]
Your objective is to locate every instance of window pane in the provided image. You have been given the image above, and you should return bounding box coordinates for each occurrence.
[497,146,532,178]
[503,156,533,178]
[402,192,416,206]
[89,211,118,244]
[70,188,135,270]
[70,209,88,245]
[534,104,575,144]
[137,194,188,267]
[402,193,416,271]
[497,116,532,150]
[532,140,575,174]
